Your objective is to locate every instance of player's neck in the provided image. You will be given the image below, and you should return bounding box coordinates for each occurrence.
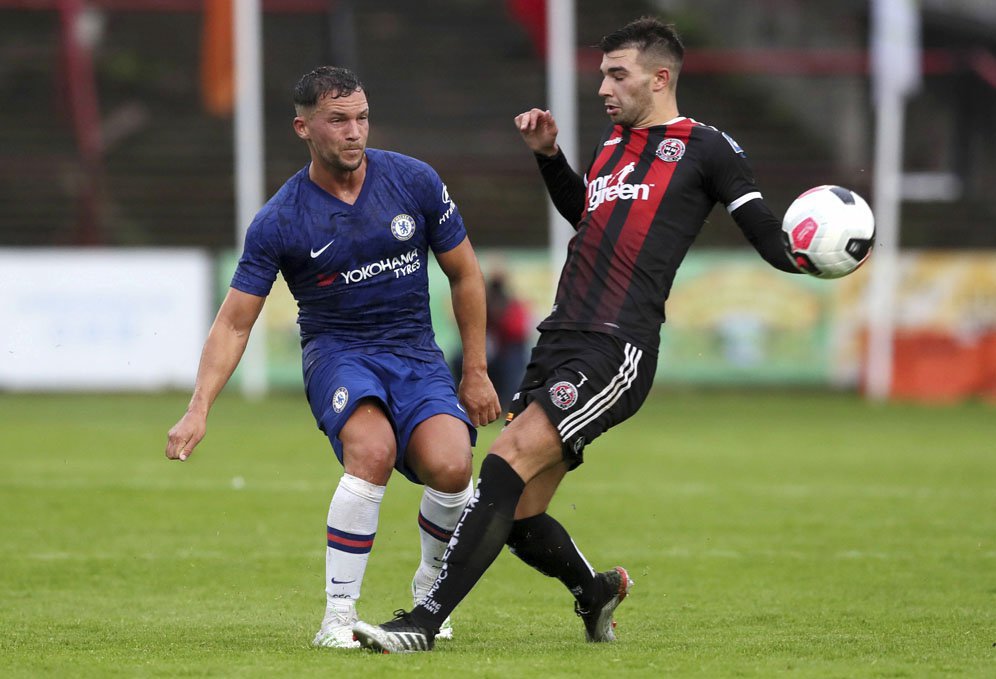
[630,92,679,128]
[639,102,679,128]
[309,156,367,205]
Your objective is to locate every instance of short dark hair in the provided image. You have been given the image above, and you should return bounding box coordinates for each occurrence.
[599,17,684,73]
[293,66,364,109]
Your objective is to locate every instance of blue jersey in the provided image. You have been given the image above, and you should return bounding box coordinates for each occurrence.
[231,149,467,363]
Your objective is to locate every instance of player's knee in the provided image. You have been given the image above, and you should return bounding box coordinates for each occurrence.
[342,439,396,482]
[420,452,472,493]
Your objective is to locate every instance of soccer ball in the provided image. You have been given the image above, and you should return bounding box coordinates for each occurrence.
[781,185,875,279]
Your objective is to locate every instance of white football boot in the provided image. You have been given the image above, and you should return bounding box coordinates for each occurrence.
[312,606,360,649]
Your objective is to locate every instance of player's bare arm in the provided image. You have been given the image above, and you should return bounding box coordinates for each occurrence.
[165,288,265,461]
[515,108,559,157]
[435,238,501,427]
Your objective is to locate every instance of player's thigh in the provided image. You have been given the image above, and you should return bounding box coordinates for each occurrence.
[304,353,397,482]
[405,414,473,493]
[339,398,397,485]
[393,355,476,487]
[304,352,389,444]
[490,400,565,483]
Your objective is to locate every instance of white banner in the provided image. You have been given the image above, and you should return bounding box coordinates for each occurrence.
[0,249,211,390]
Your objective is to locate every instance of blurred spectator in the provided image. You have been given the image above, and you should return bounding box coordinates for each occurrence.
[450,270,531,410]
[506,0,547,58]
[486,271,531,409]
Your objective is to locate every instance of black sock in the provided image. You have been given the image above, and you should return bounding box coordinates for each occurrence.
[507,512,598,606]
[411,454,525,632]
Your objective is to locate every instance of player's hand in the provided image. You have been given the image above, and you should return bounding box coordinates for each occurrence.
[165,410,207,462]
[515,108,559,157]
[458,368,502,427]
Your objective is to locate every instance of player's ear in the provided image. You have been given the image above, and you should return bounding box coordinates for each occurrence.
[293,116,309,140]
[653,67,671,92]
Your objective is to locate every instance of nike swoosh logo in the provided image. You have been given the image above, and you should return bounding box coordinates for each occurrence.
[329,577,356,585]
[310,240,335,258]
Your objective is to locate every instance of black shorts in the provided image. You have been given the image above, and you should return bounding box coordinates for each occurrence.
[506,330,657,470]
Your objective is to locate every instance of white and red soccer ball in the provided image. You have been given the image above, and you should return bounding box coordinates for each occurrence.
[781,185,875,279]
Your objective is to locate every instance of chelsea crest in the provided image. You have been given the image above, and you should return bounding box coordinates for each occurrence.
[391,214,416,241]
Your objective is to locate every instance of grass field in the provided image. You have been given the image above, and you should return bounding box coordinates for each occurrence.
[1,390,993,677]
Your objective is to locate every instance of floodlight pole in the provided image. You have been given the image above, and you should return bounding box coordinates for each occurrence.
[866,0,920,401]
[866,92,903,401]
[235,0,268,398]
[546,0,578,295]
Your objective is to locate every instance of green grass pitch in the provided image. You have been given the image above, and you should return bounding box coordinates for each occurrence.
[1,390,993,677]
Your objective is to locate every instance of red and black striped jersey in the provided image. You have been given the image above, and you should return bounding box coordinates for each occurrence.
[536,116,793,354]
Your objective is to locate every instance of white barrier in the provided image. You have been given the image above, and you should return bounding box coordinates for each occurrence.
[0,249,211,391]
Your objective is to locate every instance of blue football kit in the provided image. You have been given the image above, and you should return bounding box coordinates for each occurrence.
[231,149,475,481]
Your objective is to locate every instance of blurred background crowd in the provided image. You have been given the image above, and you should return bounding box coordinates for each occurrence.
[2,0,994,249]
[1,0,995,401]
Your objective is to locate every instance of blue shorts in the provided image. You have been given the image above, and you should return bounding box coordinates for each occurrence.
[304,351,476,483]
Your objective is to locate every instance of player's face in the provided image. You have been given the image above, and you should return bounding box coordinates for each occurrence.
[598,48,656,127]
[297,89,369,173]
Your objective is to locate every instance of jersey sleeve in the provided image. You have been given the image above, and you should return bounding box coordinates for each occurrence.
[706,131,799,273]
[535,149,586,228]
[730,199,800,273]
[703,129,762,209]
[416,163,468,255]
[230,207,282,296]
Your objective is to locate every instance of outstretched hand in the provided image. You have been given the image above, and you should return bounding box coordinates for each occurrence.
[515,108,560,157]
[458,369,502,428]
[165,410,207,462]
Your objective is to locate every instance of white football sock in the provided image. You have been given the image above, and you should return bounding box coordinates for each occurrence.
[322,473,384,622]
[412,477,474,600]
